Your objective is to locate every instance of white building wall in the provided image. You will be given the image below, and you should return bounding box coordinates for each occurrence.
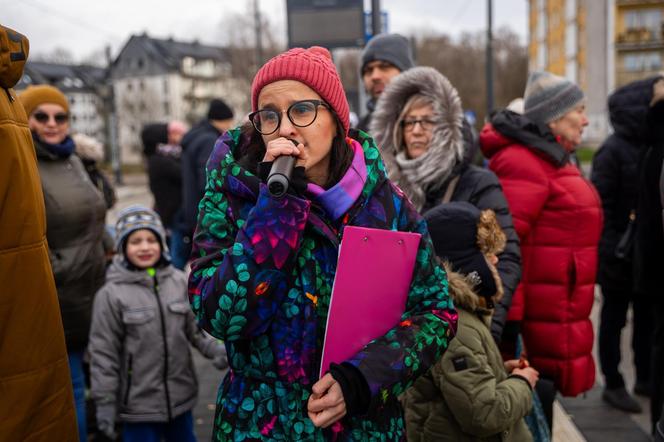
[66,91,106,144]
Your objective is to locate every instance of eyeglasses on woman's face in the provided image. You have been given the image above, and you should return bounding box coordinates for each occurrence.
[249,99,330,135]
[32,111,69,125]
[401,118,435,132]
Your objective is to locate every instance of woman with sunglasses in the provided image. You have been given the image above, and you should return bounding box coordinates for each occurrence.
[188,47,457,440]
[370,67,521,348]
[20,85,107,442]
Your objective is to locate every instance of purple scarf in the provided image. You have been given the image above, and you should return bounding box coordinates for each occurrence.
[306,139,367,220]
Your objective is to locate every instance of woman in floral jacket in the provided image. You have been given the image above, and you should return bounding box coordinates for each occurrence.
[188,46,457,441]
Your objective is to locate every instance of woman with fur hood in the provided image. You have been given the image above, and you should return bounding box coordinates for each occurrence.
[370,66,521,345]
[403,202,538,442]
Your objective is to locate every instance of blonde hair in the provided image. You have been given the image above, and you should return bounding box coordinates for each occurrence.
[392,93,435,155]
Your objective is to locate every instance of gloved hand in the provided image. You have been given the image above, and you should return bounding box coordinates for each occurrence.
[212,347,229,370]
[96,402,117,440]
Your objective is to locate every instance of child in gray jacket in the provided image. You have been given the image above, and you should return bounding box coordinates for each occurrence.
[89,205,227,441]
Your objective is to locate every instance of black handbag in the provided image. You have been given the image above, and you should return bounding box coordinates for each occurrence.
[615,209,636,260]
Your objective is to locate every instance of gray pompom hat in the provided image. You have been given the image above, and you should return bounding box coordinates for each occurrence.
[523,71,585,124]
[115,205,170,263]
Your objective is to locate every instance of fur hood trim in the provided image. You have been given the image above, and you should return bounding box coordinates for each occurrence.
[370,67,465,210]
[72,133,104,163]
[444,263,495,317]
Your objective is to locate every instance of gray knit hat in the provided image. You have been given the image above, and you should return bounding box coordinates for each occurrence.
[115,205,170,263]
[523,71,585,124]
[361,33,415,74]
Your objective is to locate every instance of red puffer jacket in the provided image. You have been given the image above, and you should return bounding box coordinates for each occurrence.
[480,111,603,397]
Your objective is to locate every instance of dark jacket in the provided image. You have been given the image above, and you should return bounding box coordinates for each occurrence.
[189,128,457,440]
[0,24,78,441]
[404,270,533,442]
[141,123,182,228]
[370,66,521,342]
[89,258,225,422]
[634,100,664,297]
[147,152,182,228]
[480,110,603,396]
[591,78,650,291]
[181,120,221,234]
[35,136,107,352]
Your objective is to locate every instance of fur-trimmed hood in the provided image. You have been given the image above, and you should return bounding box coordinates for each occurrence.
[445,264,494,320]
[72,133,104,163]
[370,66,465,210]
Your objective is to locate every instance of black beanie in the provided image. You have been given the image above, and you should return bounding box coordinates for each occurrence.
[423,202,497,301]
[207,99,234,121]
[141,123,168,156]
[361,33,415,73]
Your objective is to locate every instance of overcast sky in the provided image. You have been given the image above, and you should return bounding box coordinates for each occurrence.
[5,0,527,62]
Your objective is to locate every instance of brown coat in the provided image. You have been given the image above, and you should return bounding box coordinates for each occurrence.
[0,25,77,442]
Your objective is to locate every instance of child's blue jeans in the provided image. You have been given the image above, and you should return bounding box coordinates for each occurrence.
[122,410,196,442]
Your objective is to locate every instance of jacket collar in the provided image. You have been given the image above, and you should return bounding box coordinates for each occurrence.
[487,110,569,168]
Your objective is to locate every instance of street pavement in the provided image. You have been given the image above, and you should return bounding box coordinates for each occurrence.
[109,172,653,442]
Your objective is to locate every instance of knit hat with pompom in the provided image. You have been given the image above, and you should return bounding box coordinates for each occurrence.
[251,46,350,135]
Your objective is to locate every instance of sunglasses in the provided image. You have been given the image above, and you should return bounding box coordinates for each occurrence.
[33,111,69,125]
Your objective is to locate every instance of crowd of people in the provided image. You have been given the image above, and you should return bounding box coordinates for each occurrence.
[2,21,664,442]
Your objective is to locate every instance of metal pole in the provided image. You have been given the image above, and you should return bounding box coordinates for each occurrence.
[486,0,494,117]
[371,0,381,36]
[254,0,263,68]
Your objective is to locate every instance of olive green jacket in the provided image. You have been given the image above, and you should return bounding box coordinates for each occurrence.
[403,271,533,442]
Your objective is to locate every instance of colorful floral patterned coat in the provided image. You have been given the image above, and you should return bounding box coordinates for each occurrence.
[188,128,457,441]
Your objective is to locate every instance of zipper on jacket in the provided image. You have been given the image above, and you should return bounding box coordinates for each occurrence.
[148,267,173,421]
[123,354,133,406]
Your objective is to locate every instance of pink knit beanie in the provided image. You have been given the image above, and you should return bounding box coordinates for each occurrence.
[251,46,350,135]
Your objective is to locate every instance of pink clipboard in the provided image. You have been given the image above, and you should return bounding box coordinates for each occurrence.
[319,225,422,377]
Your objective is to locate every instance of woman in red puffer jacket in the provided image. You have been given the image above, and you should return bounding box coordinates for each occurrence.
[479,71,602,400]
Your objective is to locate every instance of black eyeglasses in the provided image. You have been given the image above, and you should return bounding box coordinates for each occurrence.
[249,100,330,135]
[33,111,69,125]
[401,118,435,132]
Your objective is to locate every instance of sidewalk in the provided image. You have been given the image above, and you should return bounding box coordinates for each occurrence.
[556,287,652,442]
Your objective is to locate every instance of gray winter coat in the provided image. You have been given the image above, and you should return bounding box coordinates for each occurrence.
[89,258,226,422]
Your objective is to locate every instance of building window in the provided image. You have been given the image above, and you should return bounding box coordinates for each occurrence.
[625,9,661,33]
[163,79,169,93]
[164,101,170,115]
[624,52,662,71]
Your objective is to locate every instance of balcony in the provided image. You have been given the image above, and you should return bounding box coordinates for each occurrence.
[617,0,664,6]
[616,26,664,50]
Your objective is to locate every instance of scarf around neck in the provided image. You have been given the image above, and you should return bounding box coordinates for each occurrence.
[40,135,76,158]
[306,138,367,221]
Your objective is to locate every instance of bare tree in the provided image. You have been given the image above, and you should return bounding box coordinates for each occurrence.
[416,27,527,125]
[215,5,285,111]
[32,47,76,64]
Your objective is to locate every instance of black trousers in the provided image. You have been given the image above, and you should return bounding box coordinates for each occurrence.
[598,287,653,389]
[653,300,664,433]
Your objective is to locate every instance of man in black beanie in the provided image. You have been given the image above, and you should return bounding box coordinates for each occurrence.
[177,98,234,265]
[357,33,414,132]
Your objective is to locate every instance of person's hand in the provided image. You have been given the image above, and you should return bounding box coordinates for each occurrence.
[212,349,229,370]
[263,137,308,168]
[96,402,117,440]
[307,373,347,428]
[512,366,539,389]
[504,359,521,373]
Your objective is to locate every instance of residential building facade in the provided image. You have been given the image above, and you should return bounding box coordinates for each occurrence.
[16,62,108,146]
[614,0,664,86]
[529,0,664,145]
[528,0,612,145]
[110,33,246,165]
